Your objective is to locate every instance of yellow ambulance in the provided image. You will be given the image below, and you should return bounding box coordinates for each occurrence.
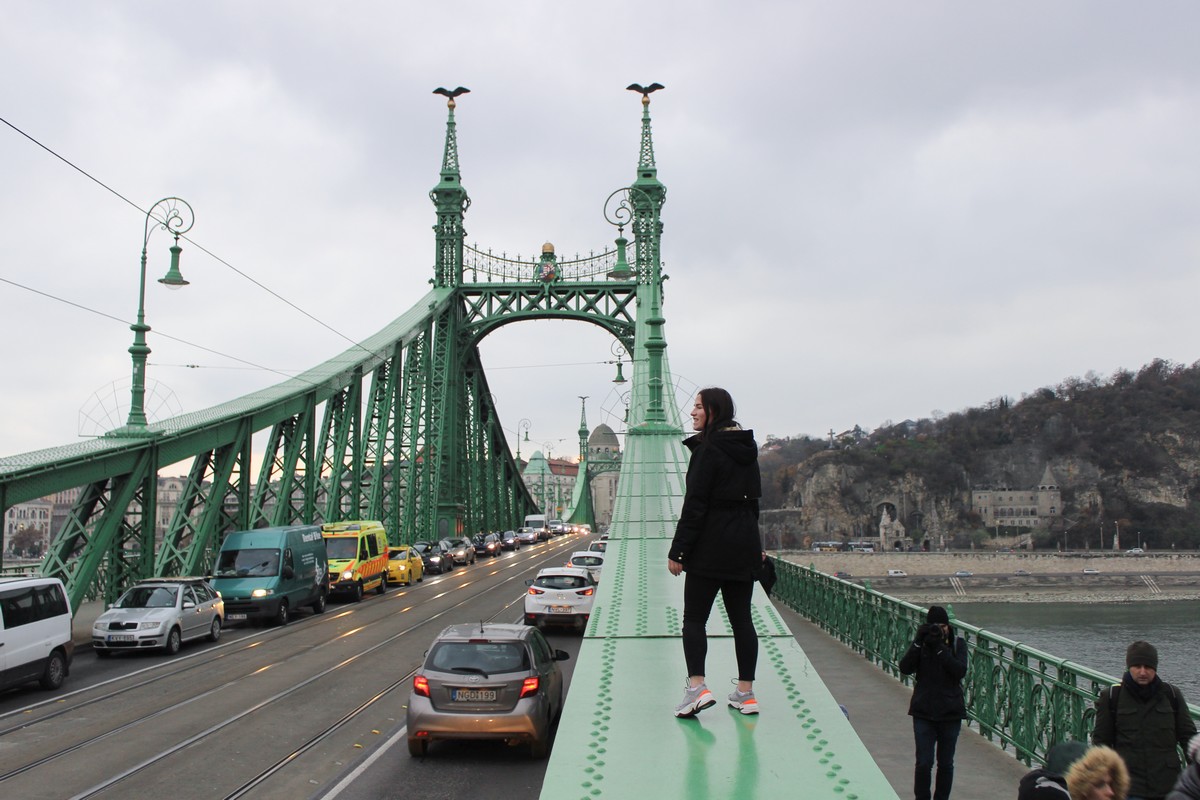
[320,521,390,602]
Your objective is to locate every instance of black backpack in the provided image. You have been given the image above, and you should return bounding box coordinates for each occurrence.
[1108,681,1182,727]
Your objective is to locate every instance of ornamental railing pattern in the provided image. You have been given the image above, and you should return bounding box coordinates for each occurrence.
[462,242,637,283]
[771,557,1200,766]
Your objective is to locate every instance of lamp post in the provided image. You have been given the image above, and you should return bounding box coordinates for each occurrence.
[542,440,554,516]
[516,418,531,462]
[110,197,195,437]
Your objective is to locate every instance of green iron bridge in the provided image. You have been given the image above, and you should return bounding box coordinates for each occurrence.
[3,88,1072,797]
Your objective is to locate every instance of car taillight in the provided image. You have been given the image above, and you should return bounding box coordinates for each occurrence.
[413,675,430,697]
[519,677,540,698]
[527,587,545,595]
[580,587,594,596]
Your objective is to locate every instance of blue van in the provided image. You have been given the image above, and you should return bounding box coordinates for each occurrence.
[211,525,328,626]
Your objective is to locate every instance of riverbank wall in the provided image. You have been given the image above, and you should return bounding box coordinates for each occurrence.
[780,551,1200,603]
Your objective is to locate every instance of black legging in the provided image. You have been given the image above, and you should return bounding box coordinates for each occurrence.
[681,573,758,681]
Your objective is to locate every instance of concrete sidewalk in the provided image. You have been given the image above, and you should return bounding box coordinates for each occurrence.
[774,601,1031,798]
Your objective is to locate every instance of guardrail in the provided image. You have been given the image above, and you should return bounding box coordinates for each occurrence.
[772,557,1200,766]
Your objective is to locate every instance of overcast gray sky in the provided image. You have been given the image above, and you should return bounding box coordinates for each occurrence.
[2,1,1199,462]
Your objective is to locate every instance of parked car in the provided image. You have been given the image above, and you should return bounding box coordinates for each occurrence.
[449,537,477,566]
[386,546,425,586]
[473,532,502,558]
[953,570,973,578]
[524,567,596,632]
[833,570,852,579]
[414,540,454,575]
[0,575,74,691]
[516,528,539,546]
[1125,547,1145,555]
[93,577,224,656]
[1082,567,1101,575]
[1014,569,1031,576]
[586,540,607,554]
[886,569,907,577]
[500,530,521,551]
[407,623,569,758]
[565,552,605,582]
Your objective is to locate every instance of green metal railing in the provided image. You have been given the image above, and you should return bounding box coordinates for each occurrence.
[772,558,1200,766]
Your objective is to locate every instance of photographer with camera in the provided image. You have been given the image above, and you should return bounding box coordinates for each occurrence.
[899,605,969,800]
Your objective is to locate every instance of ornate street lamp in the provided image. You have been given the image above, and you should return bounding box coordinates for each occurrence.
[109,197,195,437]
[516,418,531,462]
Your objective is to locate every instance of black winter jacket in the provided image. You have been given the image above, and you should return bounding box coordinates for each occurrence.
[1093,675,1197,798]
[668,427,762,581]
[898,627,968,722]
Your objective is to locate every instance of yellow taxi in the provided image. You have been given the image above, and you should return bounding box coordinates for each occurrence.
[386,546,425,586]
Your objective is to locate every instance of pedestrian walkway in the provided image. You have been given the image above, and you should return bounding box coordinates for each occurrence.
[774,600,1031,797]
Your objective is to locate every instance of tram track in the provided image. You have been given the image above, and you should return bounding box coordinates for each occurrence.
[0,536,582,799]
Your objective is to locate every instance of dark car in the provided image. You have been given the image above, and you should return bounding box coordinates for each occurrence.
[414,540,455,575]
[407,623,569,758]
[500,530,521,551]
[473,532,502,558]
[833,570,852,579]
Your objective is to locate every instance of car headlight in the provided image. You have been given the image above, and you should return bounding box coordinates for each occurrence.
[430,556,441,562]
[341,569,354,580]
[251,588,272,598]
[139,620,163,630]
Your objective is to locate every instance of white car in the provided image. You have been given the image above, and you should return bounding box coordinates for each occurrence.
[92,577,224,656]
[1125,547,1145,555]
[586,540,607,554]
[887,569,907,577]
[565,552,605,582]
[516,527,539,545]
[524,567,596,631]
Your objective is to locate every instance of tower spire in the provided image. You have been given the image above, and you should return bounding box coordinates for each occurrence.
[577,396,589,459]
[430,87,471,287]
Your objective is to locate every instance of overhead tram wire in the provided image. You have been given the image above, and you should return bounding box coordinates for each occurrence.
[0,274,312,387]
[0,114,379,360]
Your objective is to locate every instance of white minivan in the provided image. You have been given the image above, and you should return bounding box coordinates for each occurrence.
[0,576,75,692]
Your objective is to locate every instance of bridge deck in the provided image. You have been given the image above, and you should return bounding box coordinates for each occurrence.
[541,535,901,800]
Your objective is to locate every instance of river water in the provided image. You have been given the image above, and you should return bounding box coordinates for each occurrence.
[951,600,1200,701]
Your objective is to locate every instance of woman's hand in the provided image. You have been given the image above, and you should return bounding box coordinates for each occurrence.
[667,558,683,576]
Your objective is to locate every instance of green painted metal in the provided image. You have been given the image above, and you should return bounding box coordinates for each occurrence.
[771,559,1200,766]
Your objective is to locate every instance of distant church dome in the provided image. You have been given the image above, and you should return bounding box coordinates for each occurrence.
[588,424,619,450]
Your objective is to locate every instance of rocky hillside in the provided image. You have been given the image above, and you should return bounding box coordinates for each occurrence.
[759,359,1200,550]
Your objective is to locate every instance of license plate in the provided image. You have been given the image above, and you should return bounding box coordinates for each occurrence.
[107,634,135,642]
[549,605,572,613]
[227,613,248,621]
[452,689,496,702]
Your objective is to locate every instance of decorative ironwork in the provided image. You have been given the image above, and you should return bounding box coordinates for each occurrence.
[462,243,635,283]
[770,558,1199,767]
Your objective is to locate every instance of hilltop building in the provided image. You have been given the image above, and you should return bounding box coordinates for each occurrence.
[971,465,1062,528]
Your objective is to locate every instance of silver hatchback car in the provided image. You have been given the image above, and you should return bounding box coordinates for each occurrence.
[92,577,224,656]
[407,623,569,758]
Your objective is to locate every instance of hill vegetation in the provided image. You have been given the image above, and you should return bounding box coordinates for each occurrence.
[759,358,1200,550]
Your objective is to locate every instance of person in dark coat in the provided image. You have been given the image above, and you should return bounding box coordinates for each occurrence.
[668,387,764,718]
[1166,734,1200,800]
[1018,740,1089,799]
[899,605,969,800]
[1092,641,1197,800]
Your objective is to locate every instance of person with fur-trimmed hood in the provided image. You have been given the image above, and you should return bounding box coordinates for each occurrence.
[1066,745,1130,800]
[1166,734,1200,800]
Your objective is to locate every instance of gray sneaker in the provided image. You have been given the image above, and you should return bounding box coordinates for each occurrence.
[674,681,716,718]
[728,687,759,715]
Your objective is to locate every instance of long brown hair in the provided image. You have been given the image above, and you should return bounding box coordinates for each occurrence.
[697,387,736,439]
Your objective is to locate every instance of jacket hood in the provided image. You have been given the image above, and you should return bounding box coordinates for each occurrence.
[685,426,758,465]
[1066,745,1129,800]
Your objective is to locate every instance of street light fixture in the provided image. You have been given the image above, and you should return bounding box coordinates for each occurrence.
[108,197,195,437]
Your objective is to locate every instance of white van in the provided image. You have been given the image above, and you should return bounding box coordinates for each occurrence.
[0,576,75,691]
[887,569,908,577]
